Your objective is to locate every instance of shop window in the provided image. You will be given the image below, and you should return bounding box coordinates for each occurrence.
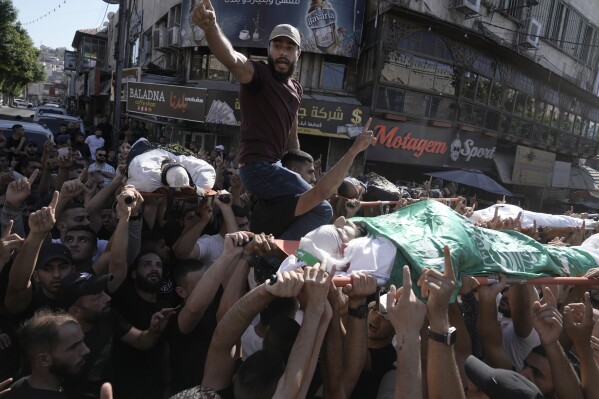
[410,56,436,92]
[534,100,546,123]
[500,115,512,134]
[573,116,582,136]
[426,96,455,120]
[321,61,345,91]
[475,76,490,104]
[485,110,500,131]
[503,88,516,113]
[458,102,485,127]
[377,86,405,113]
[190,52,207,80]
[532,124,549,144]
[397,30,453,62]
[542,103,554,126]
[514,92,527,116]
[208,55,229,81]
[434,62,454,95]
[489,81,503,108]
[403,91,427,117]
[460,71,477,100]
[524,97,536,120]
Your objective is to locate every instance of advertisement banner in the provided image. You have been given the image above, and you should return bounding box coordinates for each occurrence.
[204,89,365,137]
[552,161,571,188]
[64,51,77,71]
[365,120,497,170]
[512,145,556,187]
[126,82,207,123]
[179,0,365,58]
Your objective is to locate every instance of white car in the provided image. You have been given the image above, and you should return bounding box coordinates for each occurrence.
[13,99,34,109]
[33,105,68,121]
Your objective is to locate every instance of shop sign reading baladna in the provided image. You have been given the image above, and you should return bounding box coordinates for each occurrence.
[126,82,207,123]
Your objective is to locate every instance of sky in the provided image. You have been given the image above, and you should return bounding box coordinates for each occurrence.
[12,0,119,49]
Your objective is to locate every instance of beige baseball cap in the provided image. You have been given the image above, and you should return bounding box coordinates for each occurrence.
[269,24,301,47]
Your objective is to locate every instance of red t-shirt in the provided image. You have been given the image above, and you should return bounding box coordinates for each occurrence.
[238,60,302,164]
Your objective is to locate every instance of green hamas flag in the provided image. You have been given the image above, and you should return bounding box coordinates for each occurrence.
[352,200,596,296]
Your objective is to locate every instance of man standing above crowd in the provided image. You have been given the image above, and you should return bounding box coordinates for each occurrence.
[192,0,332,239]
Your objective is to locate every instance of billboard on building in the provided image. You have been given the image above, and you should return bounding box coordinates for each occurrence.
[365,120,497,170]
[64,51,77,71]
[204,89,366,137]
[180,0,365,58]
[126,82,207,123]
[512,145,556,187]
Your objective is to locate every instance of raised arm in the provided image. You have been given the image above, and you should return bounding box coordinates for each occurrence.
[286,117,300,151]
[178,232,247,334]
[202,271,304,391]
[120,308,175,351]
[476,275,513,369]
[533,287,584,399]
[273,266,332,399]
[387,266,426,399]
[341,273,377,396]
[191,0,254,84]
[295,118,374,216]
[171,201,211,260]
[5,191,59,314]
[510,284,536,338]
[418,246,465,399]
[564,292,599,399]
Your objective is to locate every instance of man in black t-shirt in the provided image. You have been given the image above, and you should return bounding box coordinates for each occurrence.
[55,272,174,399]
[6,310,90,399]
[111,251,172,399]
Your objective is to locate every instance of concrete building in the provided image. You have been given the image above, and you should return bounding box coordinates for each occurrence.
[69,0,599,211]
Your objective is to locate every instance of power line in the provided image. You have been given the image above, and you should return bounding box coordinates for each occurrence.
[22,0,68,26]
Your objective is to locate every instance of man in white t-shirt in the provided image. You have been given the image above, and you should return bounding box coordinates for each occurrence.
[85,128,105,161]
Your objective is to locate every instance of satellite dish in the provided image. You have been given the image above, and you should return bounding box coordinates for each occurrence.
[107,12,115,19]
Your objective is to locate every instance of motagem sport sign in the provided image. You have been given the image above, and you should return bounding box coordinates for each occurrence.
[366,120,497,170]
[126,82,207,122]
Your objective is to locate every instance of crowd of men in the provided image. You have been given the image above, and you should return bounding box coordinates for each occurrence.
[1,1,599,398]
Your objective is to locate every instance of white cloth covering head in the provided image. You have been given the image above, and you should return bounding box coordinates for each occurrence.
[298,225,344,267]
[165,165,190,188]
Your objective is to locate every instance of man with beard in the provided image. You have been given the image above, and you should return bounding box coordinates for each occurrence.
[192,1,333,239]
[55,271,174,399]
[6,310,90,398]
[110,250,172,399]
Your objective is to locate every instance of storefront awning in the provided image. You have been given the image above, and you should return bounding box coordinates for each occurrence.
[582,166,599,190]
[493,152,513,184]
[569,165,595,190]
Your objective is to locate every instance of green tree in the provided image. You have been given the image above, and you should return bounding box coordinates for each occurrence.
[0,0,45,98]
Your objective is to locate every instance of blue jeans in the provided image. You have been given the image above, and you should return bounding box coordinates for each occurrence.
[240,161,332,240]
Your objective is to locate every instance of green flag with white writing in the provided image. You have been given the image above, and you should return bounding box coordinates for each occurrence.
[352,200,596,295]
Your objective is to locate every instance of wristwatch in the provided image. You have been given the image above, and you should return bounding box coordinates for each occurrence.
[348,304,368,319]
[428,326,457,346]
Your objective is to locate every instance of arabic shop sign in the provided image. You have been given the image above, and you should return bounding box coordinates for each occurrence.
[366,120,497,170]
[297,99,367,138]
[179,0,366,58]
[126,82,207,123]
[512,145,556,187]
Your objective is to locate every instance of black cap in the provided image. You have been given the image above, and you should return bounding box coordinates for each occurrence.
[55,272,113,309]
[465,356,545,399]
[36,243,72,269]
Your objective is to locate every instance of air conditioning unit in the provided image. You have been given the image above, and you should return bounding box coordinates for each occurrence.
[168,27,180,47]
[455,0,480,16]
[521,18,542,48]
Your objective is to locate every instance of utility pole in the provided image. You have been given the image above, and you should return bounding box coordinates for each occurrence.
[103,0,126,147]
[114,0,127,146]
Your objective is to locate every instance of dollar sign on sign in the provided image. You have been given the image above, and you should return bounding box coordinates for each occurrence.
[351,108,362,124]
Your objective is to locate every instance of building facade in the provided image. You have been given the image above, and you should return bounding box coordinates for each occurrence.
[69,0,599,211]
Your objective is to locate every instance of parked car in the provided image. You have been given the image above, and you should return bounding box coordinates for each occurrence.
[0,119,54,155]
[33,105,69,121]
[37,114,85,136]
[13,99,34,109]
